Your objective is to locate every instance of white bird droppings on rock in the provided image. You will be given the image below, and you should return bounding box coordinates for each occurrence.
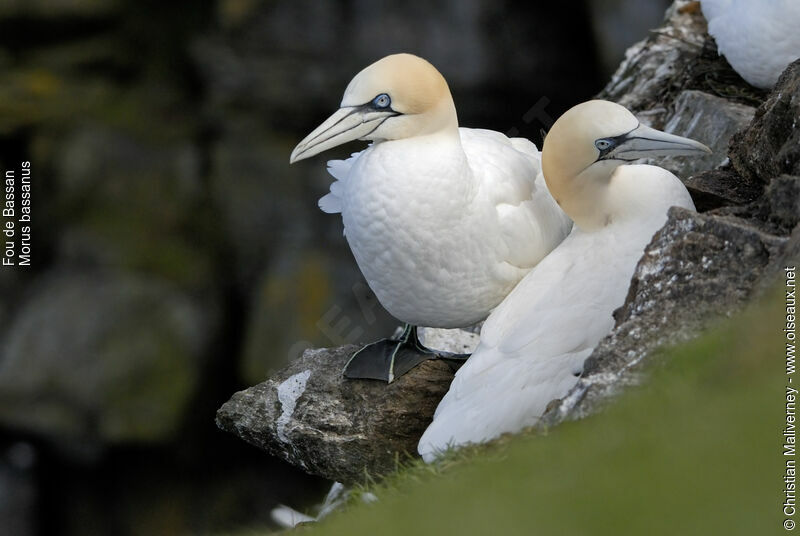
[275,370,311,443]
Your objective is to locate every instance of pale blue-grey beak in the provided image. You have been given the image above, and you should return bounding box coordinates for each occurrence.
[602,123,712,161]
[290,106,397,163]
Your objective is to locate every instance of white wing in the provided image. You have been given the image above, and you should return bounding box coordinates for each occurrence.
[418,164,696,461]
[460,128,572,270]
[321,130,571,272]
[418,226,638,462]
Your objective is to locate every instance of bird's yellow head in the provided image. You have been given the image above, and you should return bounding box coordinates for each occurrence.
[290,53,457,163]
[542,100,710,229]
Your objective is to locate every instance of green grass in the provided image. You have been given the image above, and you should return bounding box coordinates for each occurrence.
[300,286,786,536]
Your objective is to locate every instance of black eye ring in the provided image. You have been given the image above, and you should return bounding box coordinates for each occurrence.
[372,93,391,109]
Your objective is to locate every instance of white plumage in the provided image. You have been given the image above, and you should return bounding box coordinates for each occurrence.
[702,0,800,89]
[419,100,707,461]
[292,54,571,330]
[419,166,694,460]
[320,128,570,327]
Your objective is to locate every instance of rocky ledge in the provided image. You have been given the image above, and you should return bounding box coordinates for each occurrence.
[217,0,800,484]
[217,329,477,484]
[217,346,455,484]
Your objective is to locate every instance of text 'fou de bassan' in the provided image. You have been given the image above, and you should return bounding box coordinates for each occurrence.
[3,161,32,267]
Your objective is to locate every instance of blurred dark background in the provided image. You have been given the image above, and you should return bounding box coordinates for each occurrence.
[0,0,668,534]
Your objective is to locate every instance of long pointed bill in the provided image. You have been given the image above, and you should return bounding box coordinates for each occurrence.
[612,124,712,161]
[289,107,397,163]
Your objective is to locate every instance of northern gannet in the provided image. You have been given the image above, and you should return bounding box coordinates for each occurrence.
[702,0,800,89]
[290,53,571,382]
[418,100,710,461]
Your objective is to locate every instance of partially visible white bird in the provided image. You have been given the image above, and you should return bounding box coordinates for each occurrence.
[702,0,800,89]
[419,100,710,461]
[290,53,571,382]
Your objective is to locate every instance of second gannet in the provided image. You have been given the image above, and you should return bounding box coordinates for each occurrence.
[702,0,800,89]
[290,54,571,382]
[418,100,710,461]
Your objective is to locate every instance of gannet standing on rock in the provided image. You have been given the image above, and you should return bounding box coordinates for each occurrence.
[702,0,800,89]
[290,53,571,382]
[419,100,710,461]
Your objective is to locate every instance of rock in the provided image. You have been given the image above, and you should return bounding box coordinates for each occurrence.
[757,223,800,294]
[0,271,211,452]
[730,59,800,183]
[217,345,457,484]
[541,208,786,425]
[598,0,708,123]
[599,1,765,127]
[785,225,800,265]
[651,90,754,179]
[684,168,762,212]
[711,175,800,236]
[634,89,760,210]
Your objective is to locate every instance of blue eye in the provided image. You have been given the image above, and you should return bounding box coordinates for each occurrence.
[373,93,391,109]
[595,139,613,151]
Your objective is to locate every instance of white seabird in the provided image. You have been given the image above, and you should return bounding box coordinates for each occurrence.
[702,0,800,89]
[290,53,571,382]
[418,100,710,461]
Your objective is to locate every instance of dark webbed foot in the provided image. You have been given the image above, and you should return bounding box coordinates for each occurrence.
[343,325,471,383]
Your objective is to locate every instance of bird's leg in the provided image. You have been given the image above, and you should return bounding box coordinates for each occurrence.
[343,324,471,383]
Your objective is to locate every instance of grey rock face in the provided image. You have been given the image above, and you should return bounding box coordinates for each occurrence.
[600,0,765,129]
[653,90,754,179]
[730,59,800,183]
[598,0,708,123]
[217,345,457,484]
[636,89,760,212]
[541,209,787,424]
[683,168,763,212]
[0,272,210,451]
[712,175,800,236]
[757,224,800,296]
